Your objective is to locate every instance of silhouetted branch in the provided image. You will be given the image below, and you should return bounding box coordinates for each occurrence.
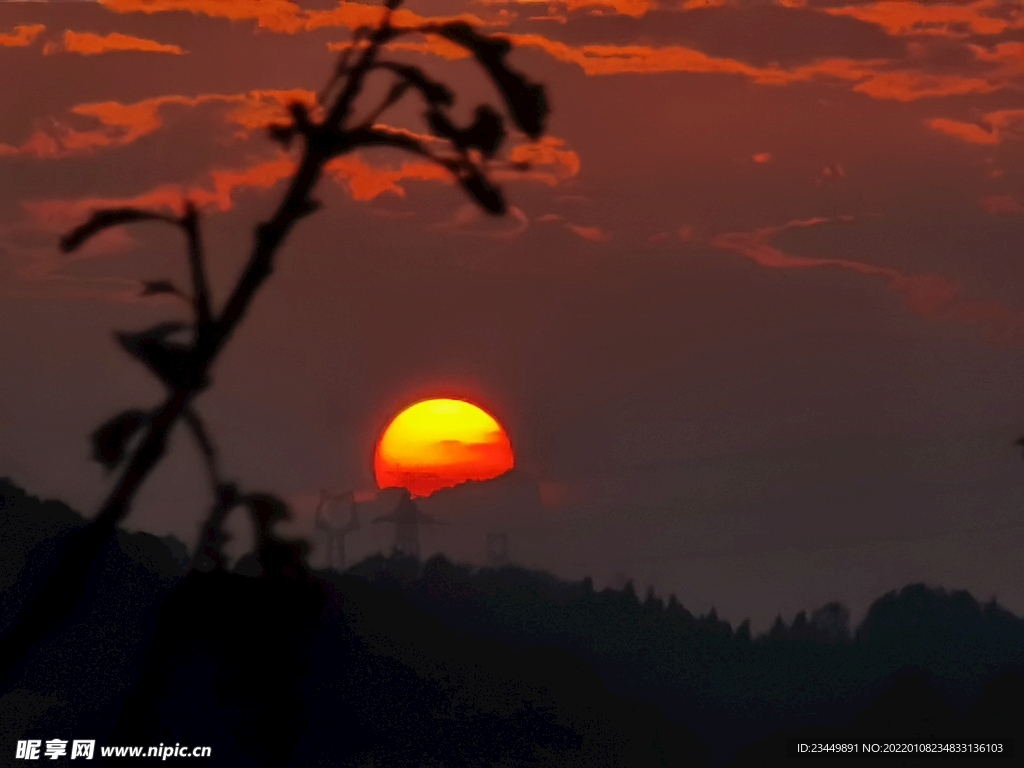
[60,208,177,254]
[0,0,549,684]
[139,280,187,301]
[180,203,212,331]
[369,62,454,108]
[91,410,149,470]
[182,408,217,494]
[191,482,238,572]
[357,80,412,130]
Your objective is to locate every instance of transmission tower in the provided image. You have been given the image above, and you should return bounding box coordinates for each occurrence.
[372,490,442,559]
[315,489,360,571]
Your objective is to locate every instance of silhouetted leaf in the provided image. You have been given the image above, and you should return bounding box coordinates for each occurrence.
[459,171,505,215]
[245,493,292,549]
[139,280,183,298]
[91,410,148,469]
[434,22,510,62]
[385,0,403,9]
[60,208,173,253]
[431,22,548,138]
[428,105,505,158]
[116,322,203,392]
[247,493,290,528]
[217,482,239,511]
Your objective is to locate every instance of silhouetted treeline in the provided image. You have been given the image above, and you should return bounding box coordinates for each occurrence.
[348,548,1024,764]
[1,478,704,766]
[3,477,1021,766]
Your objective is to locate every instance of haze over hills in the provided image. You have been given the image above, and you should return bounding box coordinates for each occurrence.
[296,469,550,573]
[2,476,1022,766]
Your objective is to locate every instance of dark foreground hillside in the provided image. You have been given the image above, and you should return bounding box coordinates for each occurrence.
[0,479,703,767]
[2,477,1021,766]
[350,554,1024,763]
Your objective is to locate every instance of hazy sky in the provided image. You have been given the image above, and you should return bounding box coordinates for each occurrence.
[3,0,1024,629]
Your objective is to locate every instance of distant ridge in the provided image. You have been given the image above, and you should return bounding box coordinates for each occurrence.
[2,476,1022,766]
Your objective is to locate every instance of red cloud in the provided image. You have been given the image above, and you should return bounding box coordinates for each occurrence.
[501,35,997,101]
[0,24,45,47]
[324,154,450,200]
[823,1,1017,38]
[566,224,610,241]
[479,0,654,17]
[711,216,1024,346]
[45,31,185,56]
[927,110,1024,145]
[23,157,298,231]
[99,0,488,34]
[850,70,996,101]
[98,0,310,33]
[0,90,319,159]
[501,137,581,185]
[331,36,472,61]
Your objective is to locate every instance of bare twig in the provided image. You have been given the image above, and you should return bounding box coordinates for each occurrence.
[0,0,549,684]
[181,204,212,331]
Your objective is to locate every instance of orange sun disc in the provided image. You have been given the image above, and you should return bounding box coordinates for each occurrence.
[374,398,515,498]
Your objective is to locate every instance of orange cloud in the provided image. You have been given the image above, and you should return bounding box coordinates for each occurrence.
[305,4,486,33]
[0,90,318,159]
[926,109,1024,145]
[500,136,581,186]
[0,24,45,47]
[823,1,1016,38]
[324,154,450,200]
[98,0,308,33]
[968,42,1024,88]
[99,0,487,34]
[850,70,996,101]
[503,34,996,101]
[477,0,653,17]
[25,140,563,231]
[46,30,185,56]
[926,118,999,145]
[567,224,610,241]
[1,95,203,158]
[753,152,773,163]
[23,157,298,232]
[220,89,320,136]
[372,36,473,61]
[567,0,654,16]
[711,216,1024,346]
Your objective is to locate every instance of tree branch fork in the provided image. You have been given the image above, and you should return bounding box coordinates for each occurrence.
[0,0,549,683]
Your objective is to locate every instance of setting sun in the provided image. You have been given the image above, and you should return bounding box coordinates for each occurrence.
[374,398,515,498]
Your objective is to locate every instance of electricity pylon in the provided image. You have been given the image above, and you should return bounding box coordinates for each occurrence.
[372,489,442,559]
[315,489,360,571]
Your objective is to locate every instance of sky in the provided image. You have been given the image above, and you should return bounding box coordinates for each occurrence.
[3,0,1024,629]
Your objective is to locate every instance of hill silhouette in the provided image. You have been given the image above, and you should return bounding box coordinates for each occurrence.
[1,478,704,766]
[2,477,1020,766]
